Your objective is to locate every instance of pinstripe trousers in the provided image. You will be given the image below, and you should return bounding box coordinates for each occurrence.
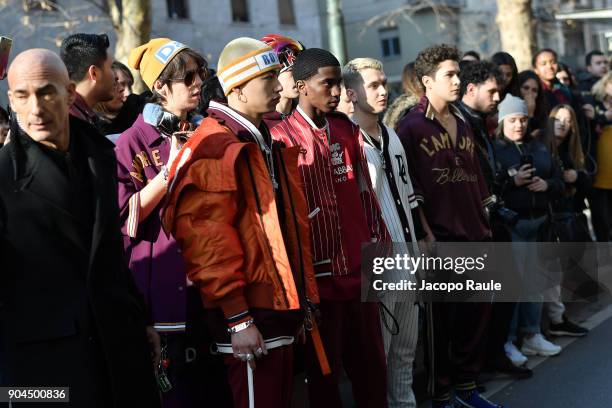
[379,287,419,408]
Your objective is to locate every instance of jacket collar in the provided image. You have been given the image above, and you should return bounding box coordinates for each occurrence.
[457,101,486,125]
[420,95,468,124]
[291,105,332,138]
[208,101,266,143]
[132,114,165,147]
[8,116,115,265]
[70,92,98,125]
[296,105,329,130]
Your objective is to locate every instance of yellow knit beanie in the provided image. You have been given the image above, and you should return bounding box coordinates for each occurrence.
[128,38,188,89]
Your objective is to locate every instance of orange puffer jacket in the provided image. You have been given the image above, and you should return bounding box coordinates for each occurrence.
[162,116,319,324]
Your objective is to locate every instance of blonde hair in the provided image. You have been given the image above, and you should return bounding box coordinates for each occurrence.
[342,57,383,90]
[592,71,612,102]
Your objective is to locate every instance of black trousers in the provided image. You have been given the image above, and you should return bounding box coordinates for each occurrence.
[431,302,492,397]
[485,223,516,363]
[485,302,517,362]
[2,331,112,408]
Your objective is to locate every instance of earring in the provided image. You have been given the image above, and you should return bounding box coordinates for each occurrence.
[238,92,247,103]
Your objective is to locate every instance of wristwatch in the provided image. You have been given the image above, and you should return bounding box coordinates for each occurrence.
[507,168,518,177]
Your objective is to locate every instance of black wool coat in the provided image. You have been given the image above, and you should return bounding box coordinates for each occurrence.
[0,116,160,408]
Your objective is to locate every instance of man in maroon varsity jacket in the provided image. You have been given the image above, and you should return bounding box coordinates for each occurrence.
[396,44,503,408]
[271,48,390,408]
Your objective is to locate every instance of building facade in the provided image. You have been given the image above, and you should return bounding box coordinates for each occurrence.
[0,0,323,106]
[0,0,609,106]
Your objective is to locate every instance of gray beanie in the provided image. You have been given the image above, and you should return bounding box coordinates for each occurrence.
[497,94,528,123]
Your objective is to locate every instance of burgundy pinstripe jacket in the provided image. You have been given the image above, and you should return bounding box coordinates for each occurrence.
[271,106,389,300]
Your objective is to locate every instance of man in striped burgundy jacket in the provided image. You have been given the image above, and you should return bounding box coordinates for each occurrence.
[270,48,390,408]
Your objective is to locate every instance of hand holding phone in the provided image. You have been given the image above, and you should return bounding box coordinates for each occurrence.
[514,165,534,186]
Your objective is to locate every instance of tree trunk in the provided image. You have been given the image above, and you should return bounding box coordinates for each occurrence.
[108,0,151,92]
[496,0,536,71]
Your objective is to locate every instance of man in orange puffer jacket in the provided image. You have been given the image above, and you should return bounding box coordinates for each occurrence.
[162,37,321,408]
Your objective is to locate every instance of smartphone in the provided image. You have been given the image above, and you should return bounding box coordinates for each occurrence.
[520,154,534,179]
[0,37,12,80]
[520,154,533,167]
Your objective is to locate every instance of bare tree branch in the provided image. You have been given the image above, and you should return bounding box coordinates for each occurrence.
[360,0,457,38]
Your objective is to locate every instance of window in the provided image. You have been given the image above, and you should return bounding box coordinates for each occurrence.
[278,0,295,25]
[380,28,401,58]
[231,0,250,23]
[22,0,58,12]
[167,0,189,19]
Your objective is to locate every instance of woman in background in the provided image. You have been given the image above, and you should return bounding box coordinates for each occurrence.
[384,61,423,130]
[494,94,564,367]
[518,70,549,139]
[492,51,520,99]
[543,104,591,337]
[115,39,226,408]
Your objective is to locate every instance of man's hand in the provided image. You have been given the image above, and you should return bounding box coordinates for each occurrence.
[419,233,436,256]
[527,176,548,192]
[145,326,161,372]
[231,324,267,370]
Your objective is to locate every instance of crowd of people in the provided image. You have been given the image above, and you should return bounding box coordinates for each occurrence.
[0,29,611,408]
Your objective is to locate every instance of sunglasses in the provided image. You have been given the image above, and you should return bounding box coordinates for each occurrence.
[170,67,208,86]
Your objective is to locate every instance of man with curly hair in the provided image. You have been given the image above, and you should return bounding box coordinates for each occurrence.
[457,61,534,380]
[396,45,503,408]
[457,61,502,196]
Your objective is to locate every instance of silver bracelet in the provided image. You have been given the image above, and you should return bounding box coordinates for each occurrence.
[228,318,254,334]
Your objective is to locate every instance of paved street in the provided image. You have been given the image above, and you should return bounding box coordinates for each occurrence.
[411,294,612,408]
[491,310,612,407]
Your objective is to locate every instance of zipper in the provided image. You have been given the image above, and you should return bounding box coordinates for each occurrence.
[243,151,290,308]
[275,146,310,307]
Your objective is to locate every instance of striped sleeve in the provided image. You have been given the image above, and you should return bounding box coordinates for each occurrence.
[126,192,141,238]
[355,125,389,242]
[115,132,147,239]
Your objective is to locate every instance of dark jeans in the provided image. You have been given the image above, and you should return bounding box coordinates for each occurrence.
[485,219,516,363]
[485,302,517,362]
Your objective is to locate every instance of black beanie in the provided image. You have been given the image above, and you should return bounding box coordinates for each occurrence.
[292,48,340,82]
